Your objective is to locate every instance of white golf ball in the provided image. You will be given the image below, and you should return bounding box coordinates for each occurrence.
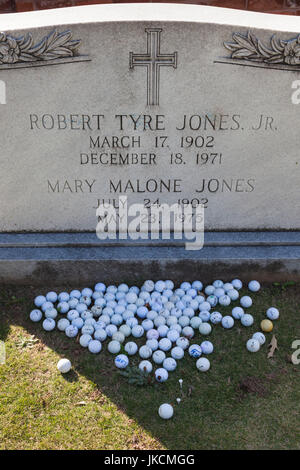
[196,357,210,372]
[248,280,261,292]
[153,350,166,364]
[223,283,234,292]
[72,317,84,329]
[199,301,211,311]
[231,279,243,290]
[158,338,172,352]
[167,329,180,343]
[146,338,159,351]
[124,341,138,355]
[232,307,244,320]
[210,312,222,325]
[201,340,214,354]
[57,302,69,314]
[34,295,46,308]
[213,280,223,288]
[188,344,202,358]
[218,295,231,307]
[41,301,54,313]
[131,325,144,338]
[163,357,177,371]
[158,403,173,419]
[30,309,42,322]
[108,340,121,354]
[79,334,92,347]
[246,338,260,352]
[57,358,71,374]
[46,291,58,303]
[139,360,153,373]
[182,326,194,339]
[42,318,55,331]
[222,316,234,329]
[241,314,254,327]
[240,296,253,308]
[146,329,159,340]
[139,345,152,359]
[115,354,129,369]
[199,322,212,335]
[207,295,218,307]
[112,331,125,344]
[176,337,189,350]
[227,289,239,301]
[106,324,117,337]
[214,288,225,298]
[199,311,210,322]
[157,325,169,338]
[205,285,215,295]
[171,346,184,360]
[266,307,279,320]
[155,368,168,382]
[190,317,202,329]
[88,340,102,354]
[57,318,70,331]
[94,328,107,342]
[82,324,95,336]
[252,332,266,345]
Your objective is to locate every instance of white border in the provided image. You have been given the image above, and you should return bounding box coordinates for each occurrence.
[0,4,300,33]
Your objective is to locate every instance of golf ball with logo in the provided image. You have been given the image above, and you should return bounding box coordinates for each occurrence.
[188,344,202,358]
[115,354,129,369]
[210,312,222,325]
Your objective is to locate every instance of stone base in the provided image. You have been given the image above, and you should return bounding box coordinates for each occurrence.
[0,232,300,285]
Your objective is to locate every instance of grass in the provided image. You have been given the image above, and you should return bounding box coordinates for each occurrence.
[0,283,299,450]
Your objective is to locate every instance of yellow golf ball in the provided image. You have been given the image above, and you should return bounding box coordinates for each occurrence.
[261,319,273,332]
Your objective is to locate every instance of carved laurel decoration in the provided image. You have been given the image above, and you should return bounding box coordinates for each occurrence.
[224,31,300,65]
[0,29,81,65]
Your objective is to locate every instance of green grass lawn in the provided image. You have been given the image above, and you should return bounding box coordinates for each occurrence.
[0,283,299,450]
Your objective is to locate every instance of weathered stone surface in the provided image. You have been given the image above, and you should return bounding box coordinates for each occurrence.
[0,4,300,232]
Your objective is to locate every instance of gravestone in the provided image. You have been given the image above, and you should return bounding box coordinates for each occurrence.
[0,4,299,284]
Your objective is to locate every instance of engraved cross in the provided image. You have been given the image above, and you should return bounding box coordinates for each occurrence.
[129,28,177,106]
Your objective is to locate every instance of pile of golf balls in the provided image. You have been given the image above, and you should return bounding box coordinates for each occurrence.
[30,278,279,392]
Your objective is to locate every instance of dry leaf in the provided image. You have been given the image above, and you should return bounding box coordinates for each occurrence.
[267,335,278,359]
[75,401,87,406]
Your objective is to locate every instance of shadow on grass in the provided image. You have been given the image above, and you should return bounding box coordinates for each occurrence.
[1,283,300,450]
